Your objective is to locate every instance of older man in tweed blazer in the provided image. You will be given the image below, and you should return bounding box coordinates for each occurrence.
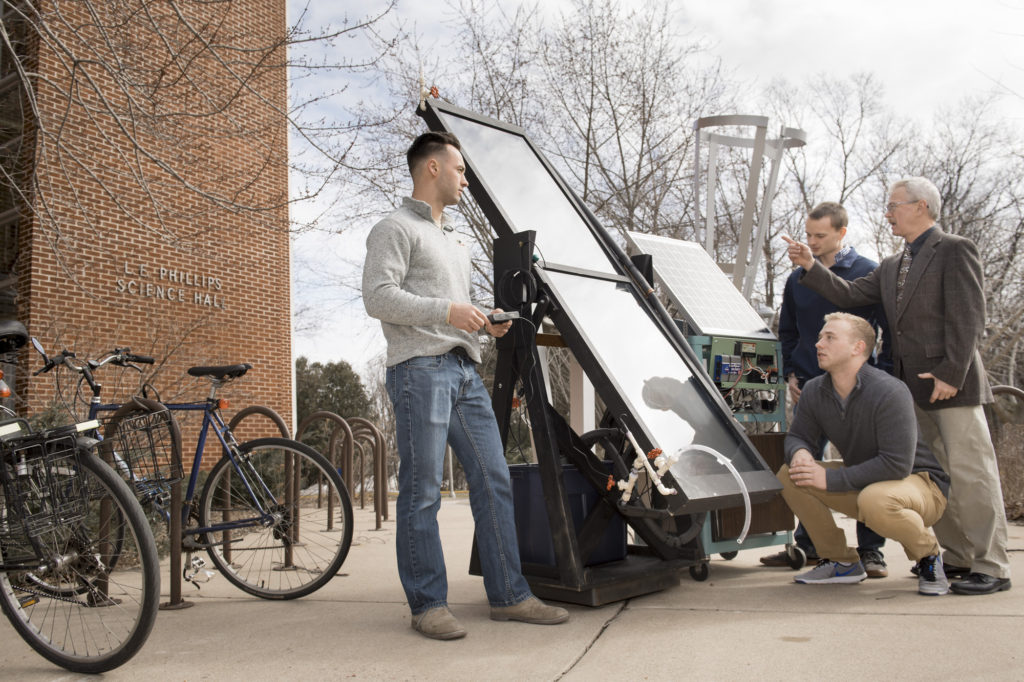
[782,176,1010,596]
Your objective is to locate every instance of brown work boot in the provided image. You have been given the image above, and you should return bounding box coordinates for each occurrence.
[490,596,569,624]
[411,606,467,640]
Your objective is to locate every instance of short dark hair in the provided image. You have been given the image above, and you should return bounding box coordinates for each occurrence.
[808,201,848,230]
[407,131,461,175]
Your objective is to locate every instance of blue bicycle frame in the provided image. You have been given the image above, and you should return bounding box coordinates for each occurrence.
[90,398,280,535]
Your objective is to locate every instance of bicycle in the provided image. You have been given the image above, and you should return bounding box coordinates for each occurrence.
[36,342,355,600]
[0,322,159,673]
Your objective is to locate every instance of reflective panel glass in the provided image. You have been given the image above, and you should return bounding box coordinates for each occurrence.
[545,270,769,503]
[438,111,617,275]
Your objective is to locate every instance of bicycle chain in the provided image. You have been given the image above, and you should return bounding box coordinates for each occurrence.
[11,582,91,606]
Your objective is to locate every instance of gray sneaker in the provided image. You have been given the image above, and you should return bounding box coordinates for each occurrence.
[794,559,867,584]
[916,555,949,596]
[411,606,467,640]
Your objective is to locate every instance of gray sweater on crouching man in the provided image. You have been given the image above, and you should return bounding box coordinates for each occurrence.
[362,197,481,367]
[784,363,950,496]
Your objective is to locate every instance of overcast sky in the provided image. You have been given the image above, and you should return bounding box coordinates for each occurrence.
[290,0,1024,375]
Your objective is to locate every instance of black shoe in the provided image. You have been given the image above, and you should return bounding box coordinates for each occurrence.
[911,562,970,580]
[950,572,1011,595]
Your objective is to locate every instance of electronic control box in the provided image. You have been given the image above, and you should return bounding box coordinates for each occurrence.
[687,335,785,424]
[688,335,780,389]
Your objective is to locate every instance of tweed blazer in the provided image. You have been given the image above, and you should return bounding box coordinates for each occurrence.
[800,226,992,409]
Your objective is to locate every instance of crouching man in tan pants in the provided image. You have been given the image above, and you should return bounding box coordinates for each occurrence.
[778,313,951,595]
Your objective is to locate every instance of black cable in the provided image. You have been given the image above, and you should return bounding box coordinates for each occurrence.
[495,267,537,311]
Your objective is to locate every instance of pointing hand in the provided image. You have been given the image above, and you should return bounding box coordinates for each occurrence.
[781,234,813,270]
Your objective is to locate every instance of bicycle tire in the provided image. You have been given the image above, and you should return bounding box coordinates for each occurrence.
[198,437,353,599]
[0,449,160,673]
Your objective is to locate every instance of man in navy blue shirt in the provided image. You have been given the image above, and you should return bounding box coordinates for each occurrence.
[761,202,893,576]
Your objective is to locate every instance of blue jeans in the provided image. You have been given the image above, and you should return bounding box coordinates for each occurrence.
[386,350,532,615]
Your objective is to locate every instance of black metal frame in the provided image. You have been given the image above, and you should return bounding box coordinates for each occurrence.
[418,99,781,605]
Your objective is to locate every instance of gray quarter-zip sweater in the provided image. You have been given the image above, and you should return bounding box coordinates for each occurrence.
[784,363,949,496]
[362,197,481,367]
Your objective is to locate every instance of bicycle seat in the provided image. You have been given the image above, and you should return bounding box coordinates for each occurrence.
[0,320,28,353]
[187,363,252,380]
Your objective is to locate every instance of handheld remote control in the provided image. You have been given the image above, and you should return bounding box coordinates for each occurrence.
[487,311,520,324]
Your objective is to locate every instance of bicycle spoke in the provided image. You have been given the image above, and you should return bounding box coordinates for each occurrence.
[199,438,352,599]
[0,451,159,673]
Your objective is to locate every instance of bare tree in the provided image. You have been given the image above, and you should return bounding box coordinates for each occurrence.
[759,74,909,302]
[762,82,1024,388]
[541,0,729,241]
[0,0,398,272]
[912,97,1024,386]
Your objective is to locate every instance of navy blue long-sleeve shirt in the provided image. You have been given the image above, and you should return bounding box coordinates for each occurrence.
[779,246,892,383]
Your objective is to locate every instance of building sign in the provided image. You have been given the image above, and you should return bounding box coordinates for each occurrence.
[116,262,227,310]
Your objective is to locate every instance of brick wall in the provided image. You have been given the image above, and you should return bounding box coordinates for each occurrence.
[16,0,292,468]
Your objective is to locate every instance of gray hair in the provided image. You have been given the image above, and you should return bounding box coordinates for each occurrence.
[890,177,941,221]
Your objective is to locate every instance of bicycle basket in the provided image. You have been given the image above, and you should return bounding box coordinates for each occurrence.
[99,408,183,500]
[0,429,90,549]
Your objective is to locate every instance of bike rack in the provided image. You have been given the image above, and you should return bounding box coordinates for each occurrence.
[160,479,193,611]
[295,412,389,530]
[227,405,291,439]
[347,417,389,527]
[354,440,369,509]
[296,411,354,494]
[295,411,352,534]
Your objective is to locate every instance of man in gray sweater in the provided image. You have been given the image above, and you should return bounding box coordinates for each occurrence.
[780,312,951,595]
[363,131,568,640]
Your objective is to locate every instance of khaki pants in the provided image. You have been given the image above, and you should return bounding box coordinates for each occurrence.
[915,404,1010,578]
[778,462,946,563]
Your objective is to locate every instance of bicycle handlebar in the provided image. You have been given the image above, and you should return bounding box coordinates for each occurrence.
[32,347,71,376]
[48,348,152,373]
[31,341,154,389]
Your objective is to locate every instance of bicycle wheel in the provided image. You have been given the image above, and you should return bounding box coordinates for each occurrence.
[198,437,353,599]
[0,449,159,673]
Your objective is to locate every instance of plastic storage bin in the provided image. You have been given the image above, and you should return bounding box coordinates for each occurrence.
[509,463,627,566]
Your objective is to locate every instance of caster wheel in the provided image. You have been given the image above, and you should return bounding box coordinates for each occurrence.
[720,551,738,561]
[689,562,710,581]
[786,545,807,570]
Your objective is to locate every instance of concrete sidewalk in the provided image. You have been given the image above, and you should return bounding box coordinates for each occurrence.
[2,497,1022,680]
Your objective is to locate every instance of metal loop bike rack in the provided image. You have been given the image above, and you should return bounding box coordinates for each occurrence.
[227,405,291,439]
[347,417,389,527]
[295,413,389,530]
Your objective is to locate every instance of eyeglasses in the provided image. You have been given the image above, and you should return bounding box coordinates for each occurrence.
[885,200,919,213]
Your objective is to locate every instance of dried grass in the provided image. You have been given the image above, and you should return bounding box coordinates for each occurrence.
[994,423,1024,520]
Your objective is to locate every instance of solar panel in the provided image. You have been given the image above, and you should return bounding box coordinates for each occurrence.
[438,111,617,276]
[543,270,755,477]
[418,100,780,513]
[625,231,775,340]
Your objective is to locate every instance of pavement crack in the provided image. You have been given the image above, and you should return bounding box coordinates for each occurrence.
[553,600,629,681]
